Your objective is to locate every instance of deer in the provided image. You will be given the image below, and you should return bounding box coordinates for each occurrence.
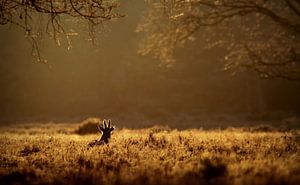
[88,119,115,148]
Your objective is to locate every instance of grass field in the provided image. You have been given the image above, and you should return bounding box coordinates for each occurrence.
[0,121,299,185]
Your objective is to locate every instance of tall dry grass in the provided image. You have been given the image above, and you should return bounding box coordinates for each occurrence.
[0,122,299,185]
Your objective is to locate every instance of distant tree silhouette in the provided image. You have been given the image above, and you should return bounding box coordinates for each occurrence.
[137,0,300,81]
[0,0,122,62]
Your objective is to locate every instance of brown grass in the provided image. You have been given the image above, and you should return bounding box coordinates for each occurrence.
[0,122,299,185]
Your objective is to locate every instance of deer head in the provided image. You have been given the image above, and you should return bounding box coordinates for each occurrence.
[98,119,115,144]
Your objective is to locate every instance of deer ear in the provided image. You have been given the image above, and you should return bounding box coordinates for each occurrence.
[103,119,107,128]
[98,124,104,132]
[110,126,115,131]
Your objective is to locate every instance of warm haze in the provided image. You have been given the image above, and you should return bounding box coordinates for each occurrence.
[0,1,299,185]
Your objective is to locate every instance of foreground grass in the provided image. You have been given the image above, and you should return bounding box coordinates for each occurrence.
[0,123,299,185]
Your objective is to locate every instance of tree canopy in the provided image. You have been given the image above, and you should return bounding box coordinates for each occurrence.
[0,0,122,62]
[137,0,300,81]
[1,0,300,81]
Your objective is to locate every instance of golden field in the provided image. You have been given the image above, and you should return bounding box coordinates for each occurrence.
[0,121,299,185]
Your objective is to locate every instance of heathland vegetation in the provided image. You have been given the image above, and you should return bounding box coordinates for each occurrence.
[0,120,299,185]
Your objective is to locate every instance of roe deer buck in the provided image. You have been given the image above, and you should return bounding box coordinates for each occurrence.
[88,119,115,148]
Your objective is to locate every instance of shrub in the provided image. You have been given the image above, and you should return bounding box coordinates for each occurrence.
[74,118,101,135]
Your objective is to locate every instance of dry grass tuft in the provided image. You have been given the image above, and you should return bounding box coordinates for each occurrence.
[19,145,41,157]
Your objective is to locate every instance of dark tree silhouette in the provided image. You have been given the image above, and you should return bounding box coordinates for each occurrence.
[0,0,122,62]
[137,0,300,81]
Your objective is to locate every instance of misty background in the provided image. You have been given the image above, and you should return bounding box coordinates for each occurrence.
[0,1,299,128]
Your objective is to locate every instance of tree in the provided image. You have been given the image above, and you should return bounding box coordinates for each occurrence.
[137,0,300,81]
[0,0,122,63]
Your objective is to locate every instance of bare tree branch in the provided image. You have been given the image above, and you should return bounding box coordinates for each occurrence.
[138,0,300,81]
[0,0,123,63]
[285,0,300,18]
